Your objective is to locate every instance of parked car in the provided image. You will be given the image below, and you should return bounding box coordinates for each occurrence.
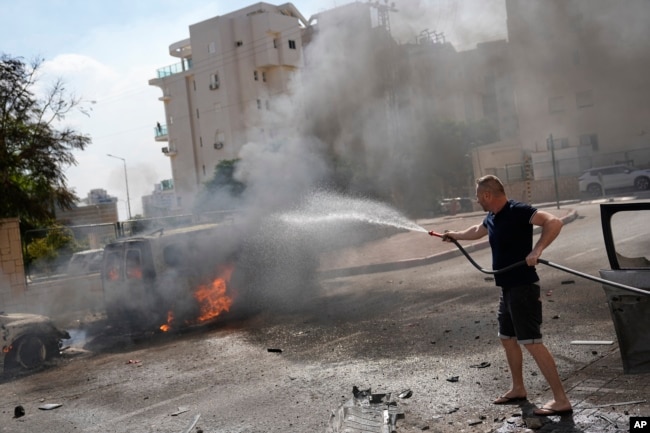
[578,164,650,197]
[0,312,70,373]
[439,197,474,215]
[67,249,104,275]
[598,202,650,374]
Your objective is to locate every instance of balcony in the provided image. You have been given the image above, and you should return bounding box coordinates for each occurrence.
[154,124,168,142]
[155,58,193,79]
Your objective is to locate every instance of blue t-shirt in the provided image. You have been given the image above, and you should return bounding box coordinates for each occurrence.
[482,199,539,288]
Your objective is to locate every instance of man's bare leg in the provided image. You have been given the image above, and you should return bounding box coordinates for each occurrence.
[496,337,527,401]
[525,343,572,411]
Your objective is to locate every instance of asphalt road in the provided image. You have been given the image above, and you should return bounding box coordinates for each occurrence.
[0,199,644,433]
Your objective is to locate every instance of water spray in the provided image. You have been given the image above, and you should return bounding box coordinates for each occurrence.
[428,231,650,296]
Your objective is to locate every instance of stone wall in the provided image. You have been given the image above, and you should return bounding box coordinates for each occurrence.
[0,218,26,311]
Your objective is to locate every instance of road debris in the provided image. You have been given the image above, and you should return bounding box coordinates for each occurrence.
[585,399,646,409]
[398,389,412,399]
[13,405,25,418]
[267,348,283,353]
[596,413,618,428]
[570,340,614,345]
[327,386,404,433]
[39,403,62,410]
[182,413,201,433]
[171,406,190,416]
[446,376,459,382]
[469,361,491,368]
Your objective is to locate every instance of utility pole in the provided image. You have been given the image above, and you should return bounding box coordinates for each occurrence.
[107,154,132,220]
[547,134,560,209]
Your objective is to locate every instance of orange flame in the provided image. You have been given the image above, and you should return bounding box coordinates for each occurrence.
[194,265,234,322]
[158,264,234,331]
[160,311,174,332]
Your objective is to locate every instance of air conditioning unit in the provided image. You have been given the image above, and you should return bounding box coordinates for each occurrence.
[214,142,224,150]
[162,147,169,153]
[209,82,220,90]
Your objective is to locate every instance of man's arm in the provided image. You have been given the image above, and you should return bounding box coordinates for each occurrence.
[527,210,563,265]
[443,224,488,242]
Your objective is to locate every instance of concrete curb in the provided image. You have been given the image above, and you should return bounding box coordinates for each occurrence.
[319,208,579,279]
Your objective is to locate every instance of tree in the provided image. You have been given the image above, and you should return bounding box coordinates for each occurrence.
[0,54,91,230]
[25,225,81,275]
[194,159,246,214]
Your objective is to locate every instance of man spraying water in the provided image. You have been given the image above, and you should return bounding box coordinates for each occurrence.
[435,175,572,417]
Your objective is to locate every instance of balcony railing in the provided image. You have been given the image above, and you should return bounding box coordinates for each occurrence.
[154,123,168,141]
[156,59,193,78]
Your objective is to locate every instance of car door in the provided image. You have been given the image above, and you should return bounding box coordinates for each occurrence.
[602,166,630,189]
[598,202,650,374]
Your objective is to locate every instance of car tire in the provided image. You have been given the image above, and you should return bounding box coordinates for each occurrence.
[634,176,650,191]
[9,335,47,370]
[586,183,603,196]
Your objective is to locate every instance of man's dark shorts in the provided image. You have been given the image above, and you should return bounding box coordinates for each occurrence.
[498,283,542,344]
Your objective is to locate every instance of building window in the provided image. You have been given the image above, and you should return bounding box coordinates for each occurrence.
[548,96,565,113]
[254,70,258,81]
[265,100,270,110]
[196,108,200,119]
[580,133,599,151]
[257,99,261,109]
[273,38,278,49]
[548,137,569,150]
[236,40,243,47]
[262,71,266,82]
[193,80,196,91]
[210,73,220,89]
[288,40,296,49]
[202,165,206,176]
[200,136,203,147]
[576,90,593,108]
[208,42,215,54]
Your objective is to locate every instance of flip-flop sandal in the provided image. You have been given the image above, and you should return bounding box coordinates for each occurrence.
[533,406,574,416]
[493,395,527,405]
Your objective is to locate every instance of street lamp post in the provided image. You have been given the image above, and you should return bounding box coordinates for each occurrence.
[107,154,132,220]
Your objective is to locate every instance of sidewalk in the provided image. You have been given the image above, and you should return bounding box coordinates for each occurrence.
[318,206,650,432]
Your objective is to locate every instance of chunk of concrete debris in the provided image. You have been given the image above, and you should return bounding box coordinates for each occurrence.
[39,403,62,410]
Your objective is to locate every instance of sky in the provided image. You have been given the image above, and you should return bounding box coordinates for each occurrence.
[0,0,506,220]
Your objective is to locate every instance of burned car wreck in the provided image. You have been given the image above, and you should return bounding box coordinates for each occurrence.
[0,312,70,373]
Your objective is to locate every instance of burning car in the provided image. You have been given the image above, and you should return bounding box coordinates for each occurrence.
[1,312,70,373]
[101,223,241,331]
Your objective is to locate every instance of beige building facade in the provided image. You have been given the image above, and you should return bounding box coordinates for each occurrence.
[502,0,650,180]
[150,2,308,213]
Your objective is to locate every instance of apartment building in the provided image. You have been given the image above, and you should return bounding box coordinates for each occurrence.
[504,0,650,180]
[151,1,650,212]
[150,2,308,213]
[142,180,176,218]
